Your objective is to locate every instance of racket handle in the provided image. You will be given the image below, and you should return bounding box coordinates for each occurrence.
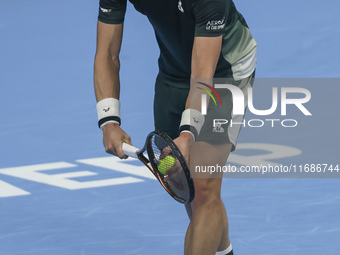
[122,143,140,158]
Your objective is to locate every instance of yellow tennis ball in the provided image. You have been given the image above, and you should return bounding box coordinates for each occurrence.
[157,155,176,175]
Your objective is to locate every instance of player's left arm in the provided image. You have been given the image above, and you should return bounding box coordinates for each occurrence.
[175,35,222,162]
[174,0,226,162]
[188,35,222,109]
[191,36,222,79]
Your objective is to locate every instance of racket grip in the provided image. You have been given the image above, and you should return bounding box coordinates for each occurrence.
[122,143,140,158]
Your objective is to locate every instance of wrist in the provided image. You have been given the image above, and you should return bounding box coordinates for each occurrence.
[96,98,121,129]
[101,122,120,131]
[178,109,205,142]
[179,130,195,143]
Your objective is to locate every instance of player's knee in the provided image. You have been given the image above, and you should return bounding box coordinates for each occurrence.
[192,178,221,208]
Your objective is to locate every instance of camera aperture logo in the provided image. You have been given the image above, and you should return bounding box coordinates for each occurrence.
[198,83,312,128]
[196,82,222,115]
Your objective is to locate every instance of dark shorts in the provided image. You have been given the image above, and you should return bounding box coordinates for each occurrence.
[153,72,255,151]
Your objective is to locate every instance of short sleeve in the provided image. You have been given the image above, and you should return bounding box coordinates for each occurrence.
[193,0,228,37]
[98,0,127,24]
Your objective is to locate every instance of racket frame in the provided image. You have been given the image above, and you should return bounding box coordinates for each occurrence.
[123,131,195,204]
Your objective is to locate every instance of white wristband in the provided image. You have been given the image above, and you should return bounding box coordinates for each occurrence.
[179,109,205,141]
[96,98,121,129]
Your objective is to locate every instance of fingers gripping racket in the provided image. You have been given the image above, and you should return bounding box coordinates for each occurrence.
[122,131,195,204]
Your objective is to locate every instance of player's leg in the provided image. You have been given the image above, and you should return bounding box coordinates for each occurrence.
[184,73,255,254]
[184,142,232,255]
[154,72,254,254]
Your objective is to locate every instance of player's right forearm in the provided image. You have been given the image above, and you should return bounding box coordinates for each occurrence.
[94,22,124,129]
[94,54,121,102]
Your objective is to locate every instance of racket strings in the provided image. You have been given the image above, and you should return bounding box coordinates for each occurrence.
[150,135,190,202]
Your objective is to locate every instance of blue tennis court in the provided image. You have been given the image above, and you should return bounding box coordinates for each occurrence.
[1,1,339,254]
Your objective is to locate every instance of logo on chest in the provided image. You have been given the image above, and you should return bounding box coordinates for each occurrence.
[178,0,184,13]
[206,17,226,30]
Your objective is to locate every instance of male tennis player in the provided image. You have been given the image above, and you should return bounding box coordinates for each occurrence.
[94,0,257,254]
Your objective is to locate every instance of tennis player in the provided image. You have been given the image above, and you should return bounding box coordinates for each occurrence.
[94,0,257,254]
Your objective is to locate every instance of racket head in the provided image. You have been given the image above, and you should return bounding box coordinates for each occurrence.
[144,131,195,204]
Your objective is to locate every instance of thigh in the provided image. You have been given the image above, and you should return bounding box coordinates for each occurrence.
[197,73,255,151]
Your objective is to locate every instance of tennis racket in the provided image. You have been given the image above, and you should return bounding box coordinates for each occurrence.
[122,130,195,204]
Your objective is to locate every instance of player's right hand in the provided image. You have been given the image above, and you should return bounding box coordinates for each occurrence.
[102,123,131,159]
